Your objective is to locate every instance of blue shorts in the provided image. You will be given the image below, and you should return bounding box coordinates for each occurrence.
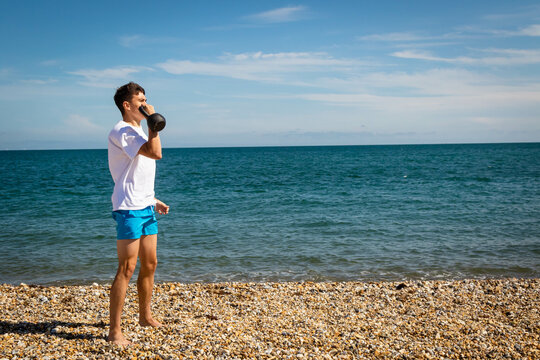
[112,206,158,240]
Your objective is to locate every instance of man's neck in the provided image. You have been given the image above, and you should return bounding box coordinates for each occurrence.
[123,114,142,127]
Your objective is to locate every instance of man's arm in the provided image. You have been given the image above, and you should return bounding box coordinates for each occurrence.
[155,198,170,215]
[137,104,162,159]
[138,129,162,160]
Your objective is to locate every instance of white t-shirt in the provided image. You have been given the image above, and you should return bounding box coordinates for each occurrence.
[108,120,156,211]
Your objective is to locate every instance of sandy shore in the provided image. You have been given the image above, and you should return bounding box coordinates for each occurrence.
[0,278,538,359]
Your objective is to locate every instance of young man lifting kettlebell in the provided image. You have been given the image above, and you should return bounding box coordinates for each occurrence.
[107,82,169,346]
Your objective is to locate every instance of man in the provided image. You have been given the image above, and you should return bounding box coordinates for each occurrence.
[107,82,169,346]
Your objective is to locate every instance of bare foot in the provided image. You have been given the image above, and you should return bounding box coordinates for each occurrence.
[139,317,163,327]
[107,333,132,347]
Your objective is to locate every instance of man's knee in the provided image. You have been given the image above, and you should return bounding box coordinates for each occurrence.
[117,262,137,279]
[140,258,158,273]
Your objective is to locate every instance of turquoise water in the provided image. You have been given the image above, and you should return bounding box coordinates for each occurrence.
[1,143,539,285]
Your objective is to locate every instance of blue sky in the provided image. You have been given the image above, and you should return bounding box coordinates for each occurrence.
[1,0,539,149]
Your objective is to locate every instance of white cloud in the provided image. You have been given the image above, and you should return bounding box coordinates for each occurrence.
[474,23,540,37]
[308,68,535,98]
[70,67,143,79]
[11,114,107,148]
[20,78,58,85]
[296,90,540,110]
[0,68,14,77]
[517,24,540,36]
[358,32,435,42]
[62,114,104,134]
[483,5,540,21]
[359,23,540,46]
[157,50,540,133]
[357,29,481,44]
[40,59,61,66]
[119,35,143,48]
[157,52,356,83]
[392,48,540,66]
[392,50,448,62]
[363,69,492,95]
[245,6,308,23]
[293,68,540,122]
[118,34,180,48]
[69,66,154,87]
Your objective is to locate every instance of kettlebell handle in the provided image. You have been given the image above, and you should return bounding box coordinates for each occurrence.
[139,105,151,118]
[139,106,166,132]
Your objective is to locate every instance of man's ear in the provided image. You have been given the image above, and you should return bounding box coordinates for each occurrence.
[123,101,130,112]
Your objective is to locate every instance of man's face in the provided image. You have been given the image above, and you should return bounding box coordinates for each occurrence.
[124,91,147,117]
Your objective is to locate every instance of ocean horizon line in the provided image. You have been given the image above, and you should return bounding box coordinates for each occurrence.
[2,140,539,152]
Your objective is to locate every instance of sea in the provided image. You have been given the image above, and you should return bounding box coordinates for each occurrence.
[1,143,539,285]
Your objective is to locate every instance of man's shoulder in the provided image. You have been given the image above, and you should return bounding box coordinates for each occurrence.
[111,120,130,132]
[109,121,137,139]
[108,121,126,148]
[108,120,148,159]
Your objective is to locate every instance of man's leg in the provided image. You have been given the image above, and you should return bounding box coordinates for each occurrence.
[137,234,163,327]
[108,239,140,345]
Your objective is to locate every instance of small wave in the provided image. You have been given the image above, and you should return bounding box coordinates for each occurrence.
[295,220,353,228]
[474,177,491,182]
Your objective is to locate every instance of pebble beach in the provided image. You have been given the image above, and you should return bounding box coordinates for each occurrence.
[1,278,538,359]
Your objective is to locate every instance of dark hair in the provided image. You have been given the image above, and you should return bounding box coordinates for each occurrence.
[114,82,145,115]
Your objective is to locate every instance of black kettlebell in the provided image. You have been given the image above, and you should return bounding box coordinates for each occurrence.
[139,106,166,132]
